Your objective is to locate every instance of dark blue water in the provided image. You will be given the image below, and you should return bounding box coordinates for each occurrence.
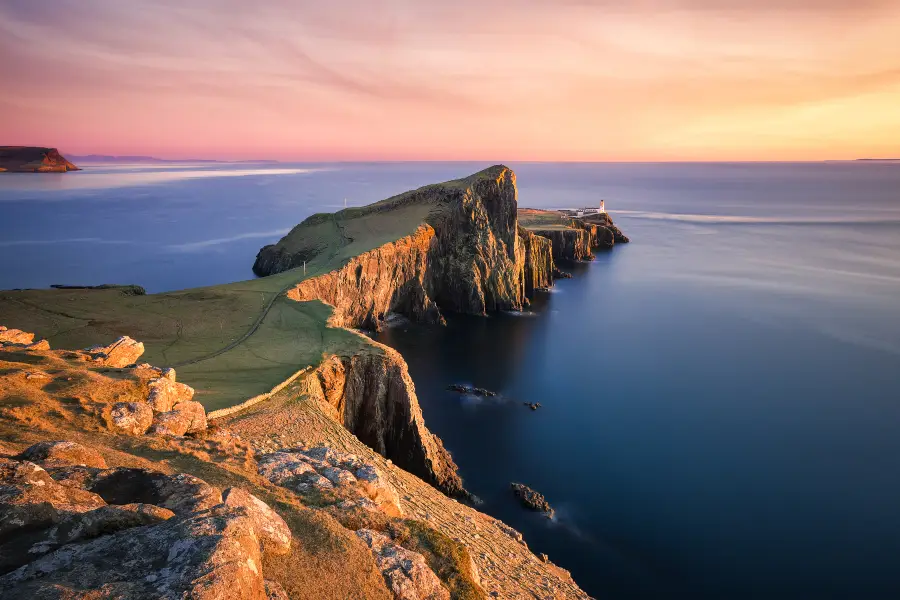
[2,162,900,598]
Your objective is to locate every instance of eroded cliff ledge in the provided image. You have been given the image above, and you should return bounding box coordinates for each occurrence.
[304,340,466,498]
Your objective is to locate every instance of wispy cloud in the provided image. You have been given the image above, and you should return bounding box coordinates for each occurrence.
[1,0,898,160]
[166,229,290,252]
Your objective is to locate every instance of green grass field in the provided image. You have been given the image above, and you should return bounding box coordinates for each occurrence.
[517,208,573,231]
[0,166,507,410]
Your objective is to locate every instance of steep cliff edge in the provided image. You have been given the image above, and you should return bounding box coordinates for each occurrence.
[530,228,595,262]
[518,226,556,293]
[258,165,529,327]
[0,147,80,173]
[304,340,466,498]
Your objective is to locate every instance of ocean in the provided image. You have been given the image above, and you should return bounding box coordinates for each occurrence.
[2,161,899,598]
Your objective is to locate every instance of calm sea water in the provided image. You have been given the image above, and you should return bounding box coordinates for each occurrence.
[2,162,900,598]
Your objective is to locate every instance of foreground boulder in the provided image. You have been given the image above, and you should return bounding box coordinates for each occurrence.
[0,442,292,599]
[258,445,402,517]
[109,401,154,435]
[17,440,107,469]
[357,529,451,600]
[150,400,207,436]
[86,336,145,367]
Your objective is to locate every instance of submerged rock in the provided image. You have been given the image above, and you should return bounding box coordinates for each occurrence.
[447,384,498,397]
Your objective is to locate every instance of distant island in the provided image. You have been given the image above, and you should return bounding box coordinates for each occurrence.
[855,158,900,162]
[0,147,80,172]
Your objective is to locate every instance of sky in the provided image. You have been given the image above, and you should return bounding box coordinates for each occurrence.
[1,0,899,161]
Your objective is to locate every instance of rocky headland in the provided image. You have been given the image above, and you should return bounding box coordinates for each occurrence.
[0,147,80,173]
[0,166,627,598]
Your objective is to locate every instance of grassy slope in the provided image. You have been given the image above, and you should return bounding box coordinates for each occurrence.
[517,208,575,231]
[0,166,504,410]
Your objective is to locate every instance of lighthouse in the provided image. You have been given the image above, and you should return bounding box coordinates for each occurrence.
[599,200,606,214]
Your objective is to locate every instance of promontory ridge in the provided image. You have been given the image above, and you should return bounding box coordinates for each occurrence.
[0,166,626,599]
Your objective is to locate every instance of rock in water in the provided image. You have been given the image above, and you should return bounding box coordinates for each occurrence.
[510,483,554,517]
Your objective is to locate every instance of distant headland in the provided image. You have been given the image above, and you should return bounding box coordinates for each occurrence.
[0,147,80,173]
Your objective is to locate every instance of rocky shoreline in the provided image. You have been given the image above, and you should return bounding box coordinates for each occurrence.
[0,166,626,598]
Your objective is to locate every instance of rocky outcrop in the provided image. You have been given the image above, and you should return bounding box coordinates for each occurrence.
[258,445,402,517]
[0,441,292,598]
[357,528,451,600]
[306,344,467,499]
[86,335,145,367]
[518,226,555,293]
[16,440,107,469]
[531,228,594,262]
[0,147,80,173]
[510,483,554,518]
[0,326,48,351]
[578,213,630,248]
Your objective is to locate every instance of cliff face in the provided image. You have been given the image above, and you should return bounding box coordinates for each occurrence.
[278,166,528,329]
[425,167,526,314]
[576,213,630,249]
[518,226,555,293]
[531,228,594,262]
[305,343,466,499]
[287,225,443,329]
[0,147,80,173]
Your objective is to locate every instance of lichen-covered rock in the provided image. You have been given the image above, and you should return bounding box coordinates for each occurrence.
[0,326,34,345]
[0,459,107,537]
[0,503,268,599]
[18,440,108,469]
[85,336,145,367]
[146,376,195,413]
[356,529,450,600]
[150,400,207,436]
[307,346,466,500]
[258,446,402,517]
[109,401,154,435]
[222,487,292,555]
[147,377,194,412]
[265,579,290,600]
[88,468,222,515]
[0,503,174,574]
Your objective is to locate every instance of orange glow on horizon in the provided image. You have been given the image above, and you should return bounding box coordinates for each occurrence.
[1,1,898,162]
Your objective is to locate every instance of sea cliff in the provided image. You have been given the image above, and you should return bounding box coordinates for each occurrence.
[0,167,627,599]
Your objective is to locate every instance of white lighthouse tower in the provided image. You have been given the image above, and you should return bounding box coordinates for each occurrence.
[599,200,606,214]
